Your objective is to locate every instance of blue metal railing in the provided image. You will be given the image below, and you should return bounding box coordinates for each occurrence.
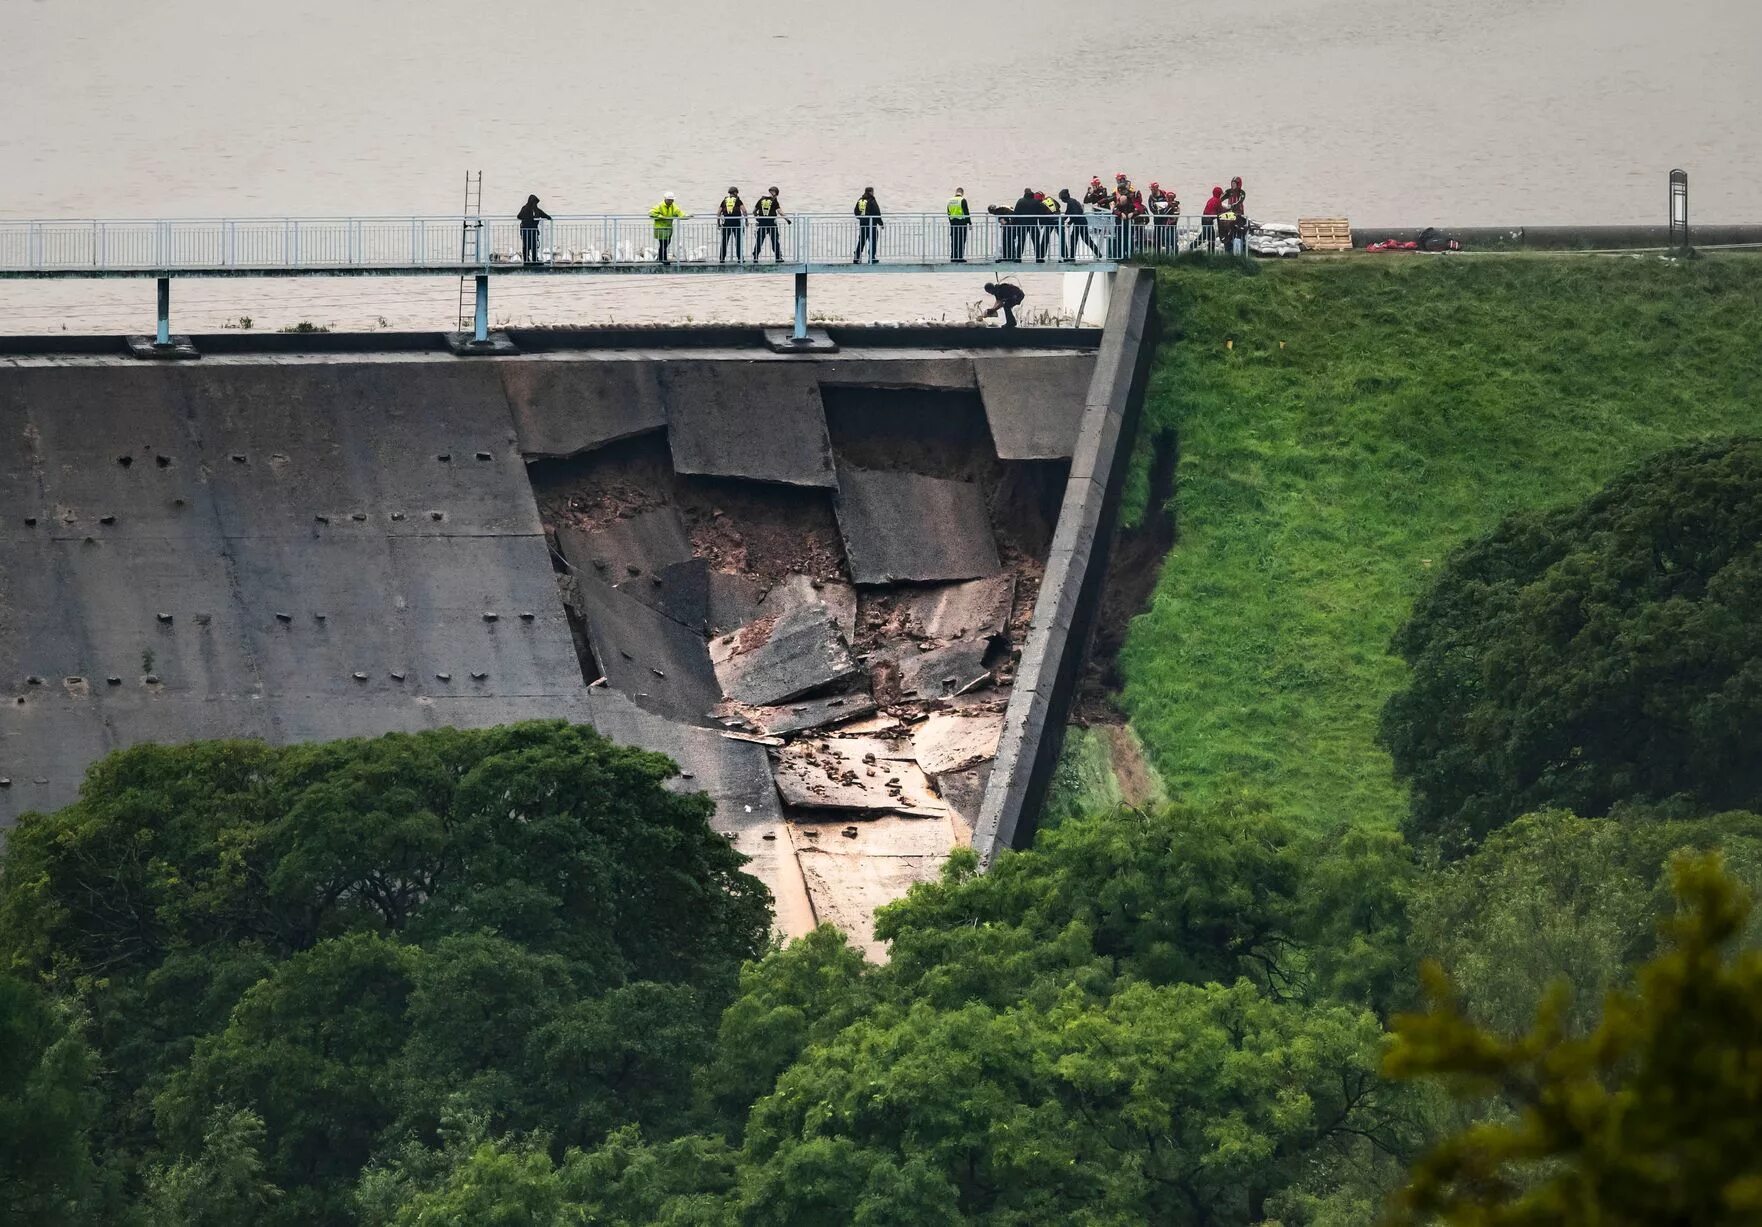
[0,211,1233,274]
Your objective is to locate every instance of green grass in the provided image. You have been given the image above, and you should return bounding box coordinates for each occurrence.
[1117,254,1762,831]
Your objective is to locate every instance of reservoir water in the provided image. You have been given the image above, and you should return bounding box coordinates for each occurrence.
[3,0,1757,332]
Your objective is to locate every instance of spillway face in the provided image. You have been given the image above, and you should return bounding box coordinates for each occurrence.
[1,341,1101,957]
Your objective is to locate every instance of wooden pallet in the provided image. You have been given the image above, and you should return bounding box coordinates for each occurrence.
[1298,217,1354,252]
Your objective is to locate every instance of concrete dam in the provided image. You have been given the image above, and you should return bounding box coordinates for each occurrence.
[0,271,1156,951]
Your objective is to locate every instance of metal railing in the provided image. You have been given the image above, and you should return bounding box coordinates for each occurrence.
[0,211,1235,273]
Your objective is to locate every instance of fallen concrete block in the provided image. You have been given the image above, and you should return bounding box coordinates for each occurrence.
[913,711,1004,775]
[757,573,857,642]
[879,637,991,701]
[570,576,721,723]
[833,464,1000,585]
[899,574,1016,642]
[707,570,766,635]
[774,736,945,815]
[555,504,693,582]
[713,604,863,708]
[715,691,879,737]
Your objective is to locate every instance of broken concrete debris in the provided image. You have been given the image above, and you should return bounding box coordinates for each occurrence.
[833,464,1002,584]
[912,711,1005,776]
[773,736,945,815]
[712,603,863,708]
[714,691,880,738]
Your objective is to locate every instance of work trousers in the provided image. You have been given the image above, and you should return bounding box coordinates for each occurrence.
[1201,217,1216,253]
[1000,302,1017,329]
[854,219,880,263]
[1029,221,1051,262]
[520,224,540,264]
[754,220,782,260]
[719,221,744,262]
[949,220,968,262]
[1062,218,1101,259]
[656,234,673,263]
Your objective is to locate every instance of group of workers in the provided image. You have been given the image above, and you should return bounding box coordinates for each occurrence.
[515,174,1251,267]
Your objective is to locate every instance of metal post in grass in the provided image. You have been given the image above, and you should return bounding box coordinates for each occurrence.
[1669,169,1689,250]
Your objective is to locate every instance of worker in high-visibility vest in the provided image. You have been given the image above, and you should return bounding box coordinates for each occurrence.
[752,187,790,262]
[716,187,747,264]
[650,192,689,264]
[947,187,971,263]
[853,187,884,264]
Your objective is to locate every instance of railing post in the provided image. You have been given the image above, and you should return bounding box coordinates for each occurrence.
[155,277,170,346]
[793,272,808,342]
[474,273,489,343]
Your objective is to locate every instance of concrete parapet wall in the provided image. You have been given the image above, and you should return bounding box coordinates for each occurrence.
[1350,224,1762,250]
[973,269,1159,863]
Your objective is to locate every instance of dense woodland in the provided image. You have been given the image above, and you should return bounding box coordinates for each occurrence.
[3,339,1760,1220]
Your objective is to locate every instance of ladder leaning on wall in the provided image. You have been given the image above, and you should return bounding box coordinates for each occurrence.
[455,171,483,332]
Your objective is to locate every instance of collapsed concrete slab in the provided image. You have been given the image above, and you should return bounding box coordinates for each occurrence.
[975,353,1097,460]
[913,711,1004,775]
[662,363,835,488]
[500,360,667,458]
[556,505,694,583]
[756,574,858,642]
[569,577,721,723]
[712,603,862,708]
[792,812,962,959]
[898,574,1016,642]
[833,464,1001,585]
[714,692,879,738]
[879,638,991,701]
[775,736,945,816]
[707,571,766,635]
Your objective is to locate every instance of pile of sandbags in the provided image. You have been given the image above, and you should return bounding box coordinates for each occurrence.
[1248,222,1303,258]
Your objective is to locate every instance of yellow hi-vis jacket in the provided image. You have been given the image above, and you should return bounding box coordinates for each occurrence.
[650,200,686,237]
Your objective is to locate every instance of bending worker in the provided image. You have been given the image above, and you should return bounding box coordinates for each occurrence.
[853,186,884,263]
[717,186,747,264]
[517,194,551,266]
[982,281,1026,329]
[752,187,789,261]
[650,192,688,264]
[947,187,971,263]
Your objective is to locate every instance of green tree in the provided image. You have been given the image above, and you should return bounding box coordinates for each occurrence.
[736,980,1389,1225]
[143,1106,281,1227]
[1407,809,1762,1038]
[1380,436,1762,850]
[1385,852,1762,1223]
[0,973,100,1224]
[0,722,771,1218]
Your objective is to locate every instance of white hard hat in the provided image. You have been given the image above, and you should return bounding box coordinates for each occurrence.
[663,191,675,199]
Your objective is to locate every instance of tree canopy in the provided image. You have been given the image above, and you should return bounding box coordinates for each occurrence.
[0,722,770,1225]
[1387,852,1762,1223]
[1380,436,1762,850]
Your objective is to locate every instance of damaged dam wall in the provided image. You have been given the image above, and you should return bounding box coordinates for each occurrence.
[1,284,1155,950]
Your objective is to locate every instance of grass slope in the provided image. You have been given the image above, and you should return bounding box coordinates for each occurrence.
[1119,254,1762,831]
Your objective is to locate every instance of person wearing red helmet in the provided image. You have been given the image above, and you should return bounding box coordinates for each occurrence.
[1083,176,1109,209]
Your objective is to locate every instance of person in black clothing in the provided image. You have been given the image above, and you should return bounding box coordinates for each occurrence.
[517,195,551,266]
[1058,189,1102,259]
[853,187,883,263]
[982,281,1025,329]
[717,187,747,264]
[752,187,789,261]
[1009,189,1039,262]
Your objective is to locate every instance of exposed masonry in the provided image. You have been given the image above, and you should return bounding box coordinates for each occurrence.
[1,312,1152,957]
